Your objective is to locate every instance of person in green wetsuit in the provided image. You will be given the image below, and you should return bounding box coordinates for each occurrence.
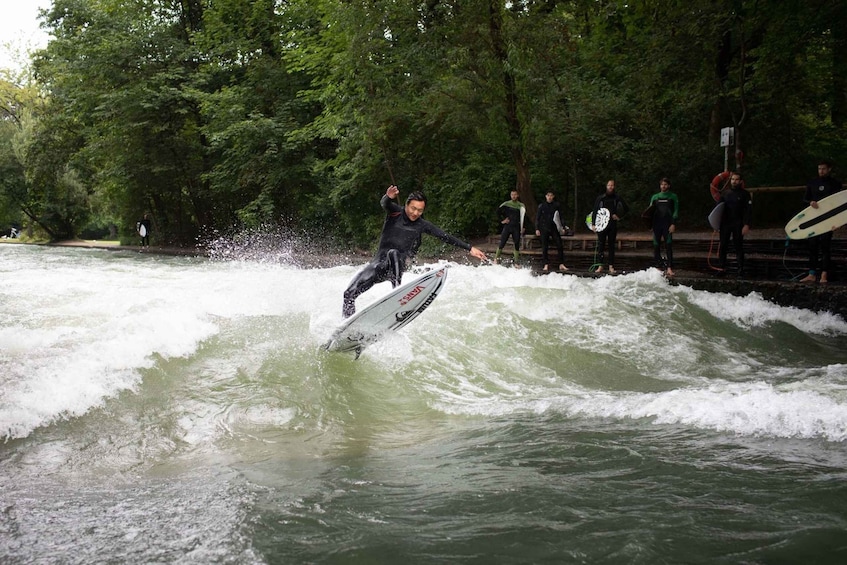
[494,190,526,266]
[649,178,679,277]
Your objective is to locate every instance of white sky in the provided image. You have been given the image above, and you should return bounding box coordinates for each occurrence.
[0,1,52,73]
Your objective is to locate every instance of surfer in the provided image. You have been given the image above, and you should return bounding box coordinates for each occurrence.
[717,172,752,277]
[591,180,628,274]
[649,178,679,277]
[535,190,569,272]
[800,160,843,284]
[494,190,526,266]
[341,185,487,318]
[136,213,151,249]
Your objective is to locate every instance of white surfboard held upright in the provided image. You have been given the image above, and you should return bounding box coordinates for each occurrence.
[785,190,847,240]
[324,266,449,358]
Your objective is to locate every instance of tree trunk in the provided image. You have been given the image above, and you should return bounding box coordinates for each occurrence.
[832,10,847,128]
[487,0,537,224]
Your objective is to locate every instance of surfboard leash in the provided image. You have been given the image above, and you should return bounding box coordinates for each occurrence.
[781,236,805,281]
[706,230,725,272]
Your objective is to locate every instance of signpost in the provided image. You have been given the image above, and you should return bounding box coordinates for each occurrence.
[720,127,734,171]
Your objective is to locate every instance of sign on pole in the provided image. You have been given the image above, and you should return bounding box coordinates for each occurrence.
[720,127,734,148]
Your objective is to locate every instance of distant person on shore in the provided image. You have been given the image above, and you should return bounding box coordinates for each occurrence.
[800,160,843,284]
[649,178,679,277]
[136,213,151,249]
[341,185,487,318]
[591,180,628,274]
[494,190,525,267]
[535,190,569,272]
[717,172,752,277]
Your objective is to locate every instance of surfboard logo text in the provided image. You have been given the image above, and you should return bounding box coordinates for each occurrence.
[399,284,426,306]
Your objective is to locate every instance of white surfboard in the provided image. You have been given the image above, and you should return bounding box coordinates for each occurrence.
[586,208,610,232]
[323,266,449,358]
[138,224,147,238]
[708,202,724,231]
[784,190,847,240]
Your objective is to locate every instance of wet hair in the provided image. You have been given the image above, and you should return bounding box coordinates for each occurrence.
[406,191,427,205]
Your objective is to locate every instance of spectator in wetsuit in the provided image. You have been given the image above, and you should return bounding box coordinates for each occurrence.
[494,190,525,266]
[592,180,628,274]
[341,185,488,318]
[649,178,679,277]
[800,159,843,284]
[136,213,151,248]
[717,171,752,277]
[535,191,569,272]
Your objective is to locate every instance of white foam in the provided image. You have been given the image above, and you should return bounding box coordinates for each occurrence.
[566,380,847,441]
[0,248,333,440]
[3,247,846,445]
[679,286,847,334]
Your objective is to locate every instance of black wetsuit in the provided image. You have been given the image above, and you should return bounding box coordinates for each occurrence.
[535,200,565,265]
[718,186,752,273]
[803,175,843,275]
[649,191,679,268]
[137,218,151,247]
[342,195,471,318]
[497,200,525,256]
[592,192,627,267]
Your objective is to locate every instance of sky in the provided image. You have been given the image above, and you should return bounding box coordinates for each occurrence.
[0,1,52,73]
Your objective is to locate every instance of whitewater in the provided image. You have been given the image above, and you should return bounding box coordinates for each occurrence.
[2,243,846,564]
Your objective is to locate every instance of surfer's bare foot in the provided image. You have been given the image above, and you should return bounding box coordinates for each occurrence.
[665,268,675,277]
[608,266,616,274]
[820,272,829,284]
[559,264,568,271]
[595,265,604,273]
[800,274,816,283]
[542,264,549,272]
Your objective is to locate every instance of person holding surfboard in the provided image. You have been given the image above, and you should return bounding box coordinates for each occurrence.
[717,172,752,277]
[591,180,628,274]
[800,160,843,284]
[494,190,526,266]
[535,190,569,272]
[136,213,151,249]
[649,178,679,277]
[341,185,488,318]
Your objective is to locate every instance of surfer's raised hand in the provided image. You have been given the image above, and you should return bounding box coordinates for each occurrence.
[469,246,488,262]
[386,185,400,199]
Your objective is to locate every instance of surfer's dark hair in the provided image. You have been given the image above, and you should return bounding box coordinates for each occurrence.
[406,191,427,204]
[819,158,834,167]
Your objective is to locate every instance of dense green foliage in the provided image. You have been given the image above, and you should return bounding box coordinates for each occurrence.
[1,0,845,245]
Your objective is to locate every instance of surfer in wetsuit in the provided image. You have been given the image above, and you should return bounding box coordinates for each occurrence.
[136,213,151,248]
[649,178,679,277]
[342,185,488,318]
[535,191,569,272]
[800,159,843,284]
[717,172,752,277]
[592,180,628,274]
[494,190,525,266]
